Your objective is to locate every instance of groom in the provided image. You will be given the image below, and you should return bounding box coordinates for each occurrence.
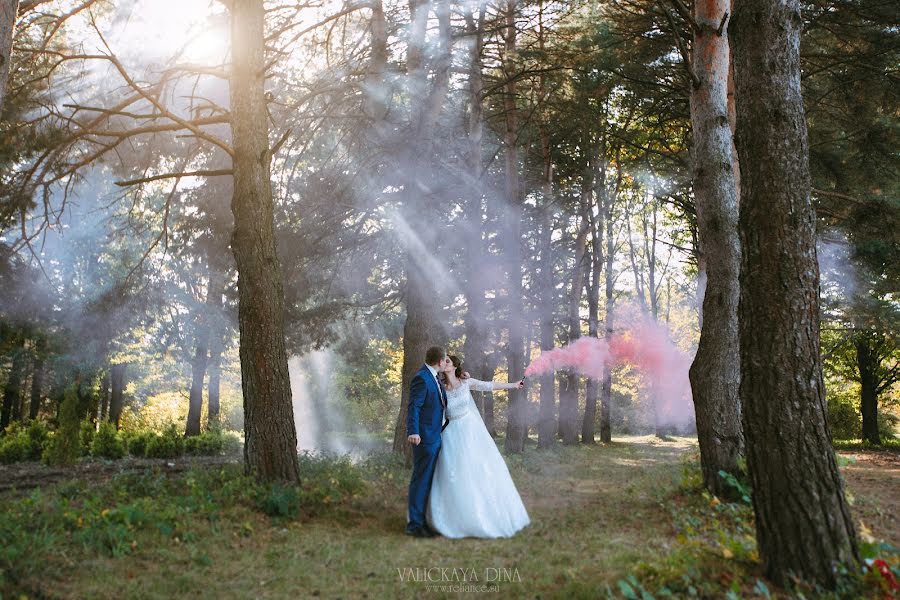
[405,346,451,538]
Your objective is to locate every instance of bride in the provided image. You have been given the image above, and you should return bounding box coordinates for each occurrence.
[425,355,531,538]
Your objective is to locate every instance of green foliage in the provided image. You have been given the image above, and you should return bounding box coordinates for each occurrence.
[0,452,367,594]
[79,420,96,454]
[294,451,367,516]
[184,429,241,456]
[0,426,33,464]
[123,430,153,457]
[144,423,184,459]
[254,481,301,518]
[827,390,863,440]
[717,470,752,505]
[90,422,125,459]
[0,421,48,463]
[43,385,83,466]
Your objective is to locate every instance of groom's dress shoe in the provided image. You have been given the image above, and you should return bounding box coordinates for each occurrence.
[422,524,439,537]
[405,526,430,538]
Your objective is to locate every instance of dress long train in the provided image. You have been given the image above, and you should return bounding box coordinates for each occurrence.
[425,378,531,538]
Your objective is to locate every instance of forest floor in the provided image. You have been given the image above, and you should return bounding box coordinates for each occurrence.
[2,436,898,599]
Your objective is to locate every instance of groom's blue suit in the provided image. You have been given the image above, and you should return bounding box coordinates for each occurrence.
[406,364,449,531]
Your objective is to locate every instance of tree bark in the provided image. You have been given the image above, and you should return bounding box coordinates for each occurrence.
[229,0,300,483]
[185,327,208,437]
[109,363,125,430]
[0,0,18,115]
[559,215,589,445]
[732,0,859,586]
[391,0,452,459]
[206,268,226,430]
[98,371,109,422]
[536,97,556,449]
[1,337,25,430]
[583,162,603,444]
[855,336,879,444]
[686,0,744,498]
[502,0,527,453]
[461,0,494,433]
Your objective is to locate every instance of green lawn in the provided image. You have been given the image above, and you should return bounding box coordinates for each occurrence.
[2,435,897,599]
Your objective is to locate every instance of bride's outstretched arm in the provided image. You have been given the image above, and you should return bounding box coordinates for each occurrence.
[468,378,525,392]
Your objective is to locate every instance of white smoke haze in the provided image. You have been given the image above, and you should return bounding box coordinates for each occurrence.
[289,349,380,460]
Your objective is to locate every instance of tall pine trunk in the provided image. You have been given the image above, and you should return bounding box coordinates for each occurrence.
[229,0,299,483]
[98,372,109,422]
[583,170,602,444]
[392,0,452,459]
[206,268,226,430]
[536,111,556,449]
[502,0,527,453]
[732,0,859,586]
[0,0,18,114]
[1,338,25,430]
[461,0,493,431]
[559,216,589,445]
[109,363,125,430]
[855,336,879,444]
[686,0,743,498]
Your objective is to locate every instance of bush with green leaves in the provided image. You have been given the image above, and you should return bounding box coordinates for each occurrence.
[123,430,154,457]
[144,424,184,459]
[90,422,125,459]
[0,425,33,464]
[42,385,83,466]
[79,420,96,455]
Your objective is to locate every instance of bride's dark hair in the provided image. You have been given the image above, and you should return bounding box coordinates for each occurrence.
[448,355,463,379]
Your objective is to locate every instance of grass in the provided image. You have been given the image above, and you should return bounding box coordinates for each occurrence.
[1,435,897,599]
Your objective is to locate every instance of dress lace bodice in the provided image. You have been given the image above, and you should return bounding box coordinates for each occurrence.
[443,378,494,421]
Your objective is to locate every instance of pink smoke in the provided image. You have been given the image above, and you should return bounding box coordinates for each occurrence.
[525,306,695,428]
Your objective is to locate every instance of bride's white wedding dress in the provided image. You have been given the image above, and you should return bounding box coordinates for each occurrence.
[426,378,531,538]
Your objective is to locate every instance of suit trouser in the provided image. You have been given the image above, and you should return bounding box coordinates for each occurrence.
[407,437,442,529]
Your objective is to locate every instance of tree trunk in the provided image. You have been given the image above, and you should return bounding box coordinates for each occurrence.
[599,153,618,444]
[502,0,527,453]
[732,0,859,586]
[0,0,19,115]
[393,261,445,459]
[391,0,452,459]
[583,168,603,444]
[855,337,879,445]
[185,330,208,437]
[686,0,743,498]
[1,338,25,430]
[229,0,299,483]
[559,215,589,445]
[206,268,226,430]
[98,372,109,422]
[29,353,44,420]
[536,204,556,448]
[461,0,493,434]
[536,102,556,449]
[109,363,125,430]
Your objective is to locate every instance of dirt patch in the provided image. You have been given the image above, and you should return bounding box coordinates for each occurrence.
[838,450,900,547]
[0,454,241,496]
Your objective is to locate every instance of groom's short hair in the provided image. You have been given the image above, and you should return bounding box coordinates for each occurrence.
[425,346,445,366]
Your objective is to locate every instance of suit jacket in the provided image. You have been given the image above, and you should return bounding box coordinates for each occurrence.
[406,364,448,443]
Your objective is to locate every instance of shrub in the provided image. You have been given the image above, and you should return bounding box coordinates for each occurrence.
[827,395,861,440]
[144,423,184,459]
[295,451,366,515]
[91,422,125,459]
[123,430,154,457]
[0,428,32,464]
[43,385,82,466]
[255,481,301,518]
[184,430,243,456]
[79,420,96,455]
[25,421,49,459]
